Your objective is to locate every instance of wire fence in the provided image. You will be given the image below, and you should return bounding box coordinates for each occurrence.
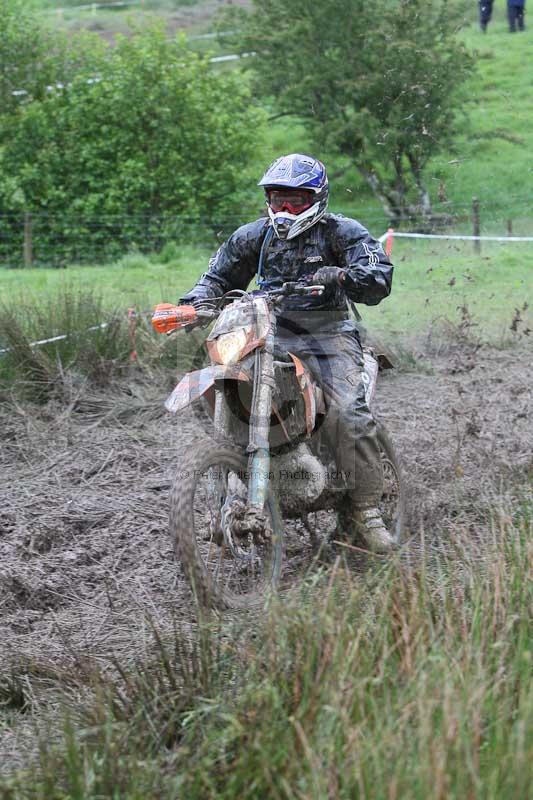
[1,197,533,268]
[0,212,233,267]
[2,220,531,362]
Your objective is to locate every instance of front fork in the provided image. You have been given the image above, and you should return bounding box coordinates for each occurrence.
[247,320,276,510]
[211,320,275,513]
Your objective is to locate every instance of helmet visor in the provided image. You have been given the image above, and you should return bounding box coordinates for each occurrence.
[267,189,315,215]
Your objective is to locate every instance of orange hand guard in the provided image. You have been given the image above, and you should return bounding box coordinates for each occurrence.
[151,303,197,334]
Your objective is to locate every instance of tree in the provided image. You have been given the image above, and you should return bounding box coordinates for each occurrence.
[0,0,103,116]
[0,26,264,263]
[0,0,53,114]
[221,0,473,225]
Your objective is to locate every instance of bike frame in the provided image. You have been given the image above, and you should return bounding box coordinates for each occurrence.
[158,282,325,513]
[209,285,324,514]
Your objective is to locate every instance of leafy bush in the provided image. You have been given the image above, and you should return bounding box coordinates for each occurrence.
[0,0,106,115]
[158,240,181,265]
[0,24,264,265]
[0,0,62,116]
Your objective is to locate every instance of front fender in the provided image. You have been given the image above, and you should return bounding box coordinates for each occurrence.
[165,365,250,414]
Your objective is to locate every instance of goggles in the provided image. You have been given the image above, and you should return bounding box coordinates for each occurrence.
[267,189,315,215]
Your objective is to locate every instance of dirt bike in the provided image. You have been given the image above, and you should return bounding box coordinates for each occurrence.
[152,281,404,609]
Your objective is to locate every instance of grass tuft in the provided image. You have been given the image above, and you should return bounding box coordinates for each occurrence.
[0,287,210,400]
[0,672,30,714]
[0,288,135,399]
[2,500,531,798]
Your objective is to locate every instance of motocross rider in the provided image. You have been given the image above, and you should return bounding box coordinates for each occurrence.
[180,154,395,553]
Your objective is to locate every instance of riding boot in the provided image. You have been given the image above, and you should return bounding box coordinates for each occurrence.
[336,501,395,553]
[352,505,395,553]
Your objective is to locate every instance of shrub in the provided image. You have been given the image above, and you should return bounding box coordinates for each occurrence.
[0,25,264,265]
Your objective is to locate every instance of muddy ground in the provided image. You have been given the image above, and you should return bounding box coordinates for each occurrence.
[0,335,531,770]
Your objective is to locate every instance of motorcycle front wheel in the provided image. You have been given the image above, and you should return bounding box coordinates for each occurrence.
[170,439,283,610]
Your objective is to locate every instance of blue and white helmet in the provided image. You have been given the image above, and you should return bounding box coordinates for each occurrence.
[258,153,329,240]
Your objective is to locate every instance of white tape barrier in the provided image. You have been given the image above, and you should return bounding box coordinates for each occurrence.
[3,228,530,355]
[378,231,533,243]
[0,322,109,356]
[45,1,137,12]
[209,52,255,64]
[189,31,236,41]
[11,52,253,97]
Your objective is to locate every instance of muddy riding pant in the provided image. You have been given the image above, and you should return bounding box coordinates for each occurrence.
[275,315,383,506]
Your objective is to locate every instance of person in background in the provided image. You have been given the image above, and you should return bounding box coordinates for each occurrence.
[507,0,526,31]
[479,0,494,31]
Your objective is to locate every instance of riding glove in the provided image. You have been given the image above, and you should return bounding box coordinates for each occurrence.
[312,266,347,287]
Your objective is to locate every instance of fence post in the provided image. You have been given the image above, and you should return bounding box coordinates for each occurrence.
[128,308,138,362]
[385,227,394,257]
[23,212,33,267]
[507,219,513,236]
[472,198,480,254]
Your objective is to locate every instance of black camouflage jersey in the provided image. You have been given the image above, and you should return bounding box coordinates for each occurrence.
[181,213,393,317]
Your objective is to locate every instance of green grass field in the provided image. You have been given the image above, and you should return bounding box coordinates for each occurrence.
[2,239,531,340]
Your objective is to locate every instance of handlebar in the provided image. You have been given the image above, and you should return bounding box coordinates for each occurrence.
[169,281,325,334]
[188,280,325,308]
[156,277,329,336]
[268,281,325,297]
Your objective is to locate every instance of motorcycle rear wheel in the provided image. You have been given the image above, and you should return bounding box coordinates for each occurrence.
[170,439,283,610]
[377,424,405,544]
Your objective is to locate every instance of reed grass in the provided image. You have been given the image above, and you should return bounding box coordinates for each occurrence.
[1,500,531,799]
